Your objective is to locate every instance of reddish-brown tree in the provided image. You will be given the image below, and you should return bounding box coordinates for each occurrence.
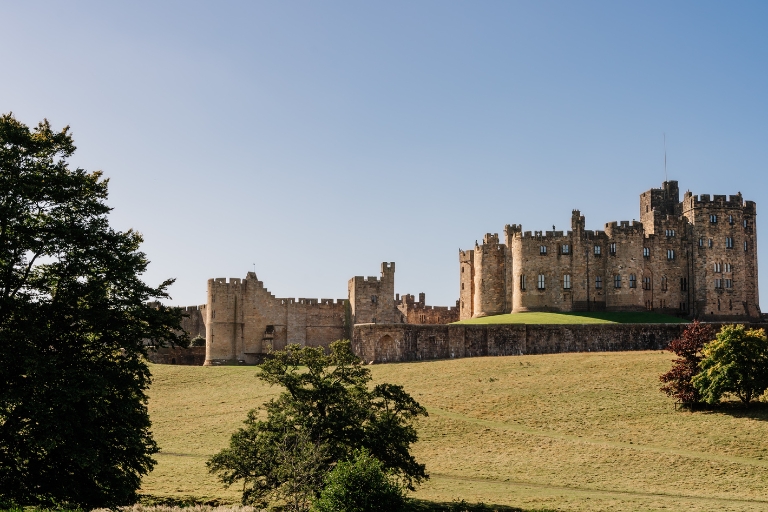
[660,321,714,405]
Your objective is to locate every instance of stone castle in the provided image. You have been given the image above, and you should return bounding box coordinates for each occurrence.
[168,180,759,365]
[460,181,759,320]
[176,263,459,365]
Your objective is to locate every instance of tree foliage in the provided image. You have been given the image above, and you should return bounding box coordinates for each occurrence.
[207,340,428,508]
[0,113,186,508]
[312,449,408,512]
[659,321,713,405]
[693,324,768,406]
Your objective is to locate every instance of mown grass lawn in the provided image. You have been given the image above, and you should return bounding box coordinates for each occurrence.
[143,351,768,511]
[453,311,689,325]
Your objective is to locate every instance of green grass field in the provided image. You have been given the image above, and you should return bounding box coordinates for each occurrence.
[453,311,689,325]
[142,351,768,511]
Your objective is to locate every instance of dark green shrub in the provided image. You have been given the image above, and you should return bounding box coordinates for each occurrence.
[312,449,408,512]
[190,335,206,347]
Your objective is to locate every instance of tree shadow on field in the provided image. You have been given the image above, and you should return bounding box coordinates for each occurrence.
[692,400,768,421]
[409,499,556,512]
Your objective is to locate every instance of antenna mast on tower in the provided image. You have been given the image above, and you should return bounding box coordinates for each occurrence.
[664,132,669,181]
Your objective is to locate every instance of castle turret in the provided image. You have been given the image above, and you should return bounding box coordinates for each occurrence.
[204,277,246,366]
[348,262,397,324]
[473,233,506,317]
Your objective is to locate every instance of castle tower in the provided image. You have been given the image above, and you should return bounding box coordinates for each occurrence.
[473,233,506,317]
[348,262,397,324]
[459,249,475,320]
[640,180,680,235]
[682,191,760,318]
[203,277,246,366]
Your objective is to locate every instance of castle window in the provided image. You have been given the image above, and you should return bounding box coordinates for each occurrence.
[643,276,651,290]
[710,214,718,223]
[681,278,688,291]
[563,274,571,289]
[708,239,713,248]
[744,219,748,228]
[718,299,721,311]
[595,276,602,289]
[643,247,650,258]
[614,275,621,288]
[461,267,464,273]
[715,279,722,289]
[665,229,675,237]
[725,263,732,273]
[661,277,668,291]
[729,299,733,310]
[562,244,570,254]
[725,237,733,249]
[609,243,616,255]
[371,295,377,304]
[461,283,464,290]
[629,274,636,288]
[537,274,545,290]
[667,249,675,260]
[698,238,704,248]
[745,241,749,251]
[729,215,734,225]
[714,263,721,273]
[540,245,547,255]
[725,279,733,289]
[520,275,526,290]
[594,245,601,256]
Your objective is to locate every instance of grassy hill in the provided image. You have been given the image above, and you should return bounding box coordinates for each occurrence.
[454,311,689,325]
[142,351,768,511]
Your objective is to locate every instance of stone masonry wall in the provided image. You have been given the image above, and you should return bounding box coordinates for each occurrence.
[396,293,460,324]
[352,322,768,364]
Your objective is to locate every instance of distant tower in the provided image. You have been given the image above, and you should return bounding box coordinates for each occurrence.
[348,262,397,324]
[204,277,246,365]
[473,233,506,317]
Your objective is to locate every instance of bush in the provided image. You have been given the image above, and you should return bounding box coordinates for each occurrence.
[191,335,206,347]
[312,449,408,512]
[693,324,768,406]
[659,321,713,405]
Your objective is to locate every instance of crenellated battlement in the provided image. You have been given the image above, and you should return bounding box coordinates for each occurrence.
[684,191,746,209]
[605,220,643,236]
[518,230,570,240]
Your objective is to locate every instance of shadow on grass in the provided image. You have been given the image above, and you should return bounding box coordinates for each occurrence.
[409,499,555,512]
[558,311,688,324]
[688,400,768,421]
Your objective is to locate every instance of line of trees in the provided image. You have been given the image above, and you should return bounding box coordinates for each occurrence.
[660,321,768,407]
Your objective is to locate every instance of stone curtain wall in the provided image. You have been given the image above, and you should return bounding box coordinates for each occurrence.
[147,346,206,365]
[352,322,768,364]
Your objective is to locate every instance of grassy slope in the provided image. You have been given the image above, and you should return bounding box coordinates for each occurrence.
[454,311,689,325]
[143,352,768,511]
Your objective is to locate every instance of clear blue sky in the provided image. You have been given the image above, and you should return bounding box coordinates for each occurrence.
[2,1,767,308]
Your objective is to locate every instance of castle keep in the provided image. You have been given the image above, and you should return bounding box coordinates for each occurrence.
[460,181,759,320]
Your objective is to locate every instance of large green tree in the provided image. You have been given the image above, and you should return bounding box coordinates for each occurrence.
[693,324,768,406]
[208,340,428,508]
[0,113,186,508]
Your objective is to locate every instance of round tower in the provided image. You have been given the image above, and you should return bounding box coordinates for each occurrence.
[510,233,528,312]
[204,277,244,365]
[473,233,506,317]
